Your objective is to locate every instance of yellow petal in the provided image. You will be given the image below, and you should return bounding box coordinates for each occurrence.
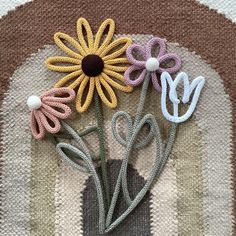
[54,70,83,88]
[94,18,115,54]
[77,18,94,53]
[54,32,86,58]
[95,77,117,108]
[100,37,132,60]
[68,73,85,89]
[104,64,128,72]
[105,58,129,65]
[101,72,133,93]
[46,56,81,72]
[103,68,129,82]
[76,76,95,113]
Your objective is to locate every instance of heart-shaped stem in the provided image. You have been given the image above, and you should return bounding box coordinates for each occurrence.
[54,122,107,234]
[106,72,178,231]
[106,117,177,232]
[56,142,106,234]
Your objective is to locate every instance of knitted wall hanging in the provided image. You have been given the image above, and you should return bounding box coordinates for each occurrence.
[0,1,236,236]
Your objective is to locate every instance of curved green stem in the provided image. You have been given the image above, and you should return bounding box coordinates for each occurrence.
[106,73,152,226]
[107,73,178,230]
[106,117,177,233]
[121,72,151,204]
[79,126,98,137]
[52,125,100,161]
[56,142,106,234]
[53,126,97,139]
[94,90,110,208]
[54,122,106,233]
[155,122,177,179]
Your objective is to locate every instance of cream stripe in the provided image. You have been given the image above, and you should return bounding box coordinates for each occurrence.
[170,44,234,235]
[0,83,31,235]
[0,0,33,18]
[150,159,178,236]
[55,162,88,236]
[197,0,236,23]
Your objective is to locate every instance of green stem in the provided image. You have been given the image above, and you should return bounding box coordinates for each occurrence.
[79,126,98,137]
[154,122,177,180]
[106,120,177,232]
[106,73,151,225]
[52,126,100,161]
[94,90,110,208]
[133,72,151,128]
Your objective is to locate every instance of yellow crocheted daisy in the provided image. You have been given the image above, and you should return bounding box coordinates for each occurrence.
[46,18,133,113]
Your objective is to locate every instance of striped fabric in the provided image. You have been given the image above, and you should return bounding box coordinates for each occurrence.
[0,1,235,235]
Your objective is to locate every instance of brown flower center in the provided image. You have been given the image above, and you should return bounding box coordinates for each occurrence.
[82,54,104,77]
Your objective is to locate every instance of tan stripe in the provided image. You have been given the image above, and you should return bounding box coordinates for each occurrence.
[30,139,58,236]
[0,45,58,235]
[170,43,234,235]
[174,120,204,235]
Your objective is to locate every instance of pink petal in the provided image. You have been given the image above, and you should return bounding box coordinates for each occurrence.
[146,37,167,59]
[158,53,181,74]
[41,87,75,103]
[124,65,146,87]
[126,44,147,67]
[42,101,72,119]
[37,109,61,134]
[30,111,46,139]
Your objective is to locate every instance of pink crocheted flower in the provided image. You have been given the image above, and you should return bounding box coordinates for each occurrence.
[124,37,181,92]
[27,88,75,139]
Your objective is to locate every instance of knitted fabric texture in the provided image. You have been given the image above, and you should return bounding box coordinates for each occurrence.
[0,1,236,236]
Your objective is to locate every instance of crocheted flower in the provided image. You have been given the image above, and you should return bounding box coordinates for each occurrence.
[160,72,205,123]
[124,37,181,91]
[27,88,75,139]
[46,18,133,113]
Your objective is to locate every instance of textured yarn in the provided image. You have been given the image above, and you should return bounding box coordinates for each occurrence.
[29,88,75,139]
[45,17,133,113]
[0,2,236,236]
[125,37,181,91]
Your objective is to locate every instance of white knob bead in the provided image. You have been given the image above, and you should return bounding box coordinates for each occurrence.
[145,57,160,72]
[27,95,42,110]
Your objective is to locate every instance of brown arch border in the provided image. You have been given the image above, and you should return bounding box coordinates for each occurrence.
[0,0,235,231]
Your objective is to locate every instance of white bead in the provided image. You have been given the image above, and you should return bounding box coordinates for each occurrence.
[145,57,160,72]
[27,95,42,110]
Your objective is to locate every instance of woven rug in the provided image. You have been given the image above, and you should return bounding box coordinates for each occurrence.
[0,1,236,235]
